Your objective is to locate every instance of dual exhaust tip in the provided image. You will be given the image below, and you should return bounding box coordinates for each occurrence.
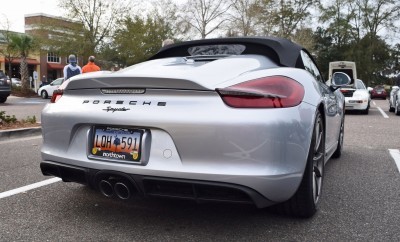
[99,179,135,200]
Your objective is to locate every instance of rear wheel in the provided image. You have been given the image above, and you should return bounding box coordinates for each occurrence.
[389,101,395,112]
[281,111,325,218]
[0,96,7,103]
[332,117,344,159]
[41,90,48,99]
[395,100,400,116]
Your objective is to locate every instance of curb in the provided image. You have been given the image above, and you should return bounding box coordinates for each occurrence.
[0,126,42,139]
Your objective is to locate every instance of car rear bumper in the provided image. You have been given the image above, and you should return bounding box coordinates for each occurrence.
[345,98,369,110]
[41,93,318,204]
[40,160,275,208]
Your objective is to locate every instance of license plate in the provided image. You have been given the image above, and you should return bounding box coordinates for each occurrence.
[377,91,382,94]
[90,126,143,162]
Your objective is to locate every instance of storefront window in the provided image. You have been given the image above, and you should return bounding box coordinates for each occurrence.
[47,52,60,63]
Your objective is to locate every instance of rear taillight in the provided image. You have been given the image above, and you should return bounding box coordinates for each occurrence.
[51,90,63,103]
[216,76,304,108]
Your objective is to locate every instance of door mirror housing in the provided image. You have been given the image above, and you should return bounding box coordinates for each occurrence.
[330,72,351,91]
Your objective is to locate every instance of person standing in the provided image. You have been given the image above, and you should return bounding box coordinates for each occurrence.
[82,56,101,73]
[63,54,82,80]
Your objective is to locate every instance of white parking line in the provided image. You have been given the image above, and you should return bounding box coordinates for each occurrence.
[377,107,389,118]
[373,101,376,106]
[389,149,400,173]
[0,177,61,199]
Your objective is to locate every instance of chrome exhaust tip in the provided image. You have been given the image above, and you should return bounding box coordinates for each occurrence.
[99,180,114,197]
[114,182,131,200]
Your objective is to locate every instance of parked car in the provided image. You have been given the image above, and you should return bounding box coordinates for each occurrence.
[371,85,387,99]
[327,61,357,86]
[389,86,400,114]
[37,77,64,99]
[389,86,399,112]
[0,70,11,103]
[11,78,22,87]
[40,37,350,218]
[340,79,371,114]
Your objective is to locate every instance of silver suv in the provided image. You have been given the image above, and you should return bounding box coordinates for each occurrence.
[0,70,11,103]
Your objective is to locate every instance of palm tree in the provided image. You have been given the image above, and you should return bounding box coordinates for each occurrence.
[9,34,36,92]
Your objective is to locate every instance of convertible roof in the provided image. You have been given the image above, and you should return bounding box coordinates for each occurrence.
[149,36,305,68]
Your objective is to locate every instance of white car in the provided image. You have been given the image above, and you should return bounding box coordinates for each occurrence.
[11,78,22,87]
[341,79,371,114]
[389,86,400,114]
[38,77,64,99]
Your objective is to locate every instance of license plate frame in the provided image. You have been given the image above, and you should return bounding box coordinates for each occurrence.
[89,126,144,162]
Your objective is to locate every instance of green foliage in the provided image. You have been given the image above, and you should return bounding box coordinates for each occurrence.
[113,15,175,66]
[22,116,37,124]
[0,111,17,124]
[9,34,36,91]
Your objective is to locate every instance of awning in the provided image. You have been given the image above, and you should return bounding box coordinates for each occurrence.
[47,63,64,69]
[10,58,40,65]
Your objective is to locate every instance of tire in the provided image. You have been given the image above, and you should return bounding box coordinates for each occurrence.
[395,100,400,116]
[0,96,7,103]
[281,111,325,218]
[332,117,344,159]
[41,90,48,99]
[389,101,394,112]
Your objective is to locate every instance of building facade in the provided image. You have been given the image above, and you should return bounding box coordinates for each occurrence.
[0,13,82,85]
[25,13,82,84]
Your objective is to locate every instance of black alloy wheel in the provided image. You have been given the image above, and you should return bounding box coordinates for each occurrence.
[281,110,325,218]
[332,117,344,159]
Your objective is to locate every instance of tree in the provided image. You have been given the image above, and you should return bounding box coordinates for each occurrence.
[58,0,131,59]
[319,0,354,47]
[357,0,400,39]
[181,0,232,39]
[9,34,36,92]
[148,0,180,39]
[113,15,175,66]
[227,0,264,36]
[268,0,319,38]
[0,18,19,84]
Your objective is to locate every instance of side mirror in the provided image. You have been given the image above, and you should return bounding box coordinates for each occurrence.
[332,72,351,86]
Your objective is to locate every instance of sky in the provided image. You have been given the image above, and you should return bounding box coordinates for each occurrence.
[1,0,63,33]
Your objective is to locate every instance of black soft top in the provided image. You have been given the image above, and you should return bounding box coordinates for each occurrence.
[149,36,306,68]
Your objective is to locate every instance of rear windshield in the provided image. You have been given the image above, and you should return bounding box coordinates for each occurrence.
[0,71,5,78]
[188,44,246,56]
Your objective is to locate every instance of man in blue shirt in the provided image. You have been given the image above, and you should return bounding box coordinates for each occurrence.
[63,54,82,80]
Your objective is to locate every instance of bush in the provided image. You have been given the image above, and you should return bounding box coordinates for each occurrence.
[0,111,17,124]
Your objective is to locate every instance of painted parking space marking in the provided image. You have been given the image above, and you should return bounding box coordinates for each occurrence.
[0,178,61,199]
[377,107,389,118]
[389,149,400,173]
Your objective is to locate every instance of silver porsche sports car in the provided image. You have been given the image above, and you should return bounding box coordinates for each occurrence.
[40,37,350,218]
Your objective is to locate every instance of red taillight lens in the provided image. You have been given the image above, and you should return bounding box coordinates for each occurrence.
[51,90,63,103]
[216,76,304,108]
